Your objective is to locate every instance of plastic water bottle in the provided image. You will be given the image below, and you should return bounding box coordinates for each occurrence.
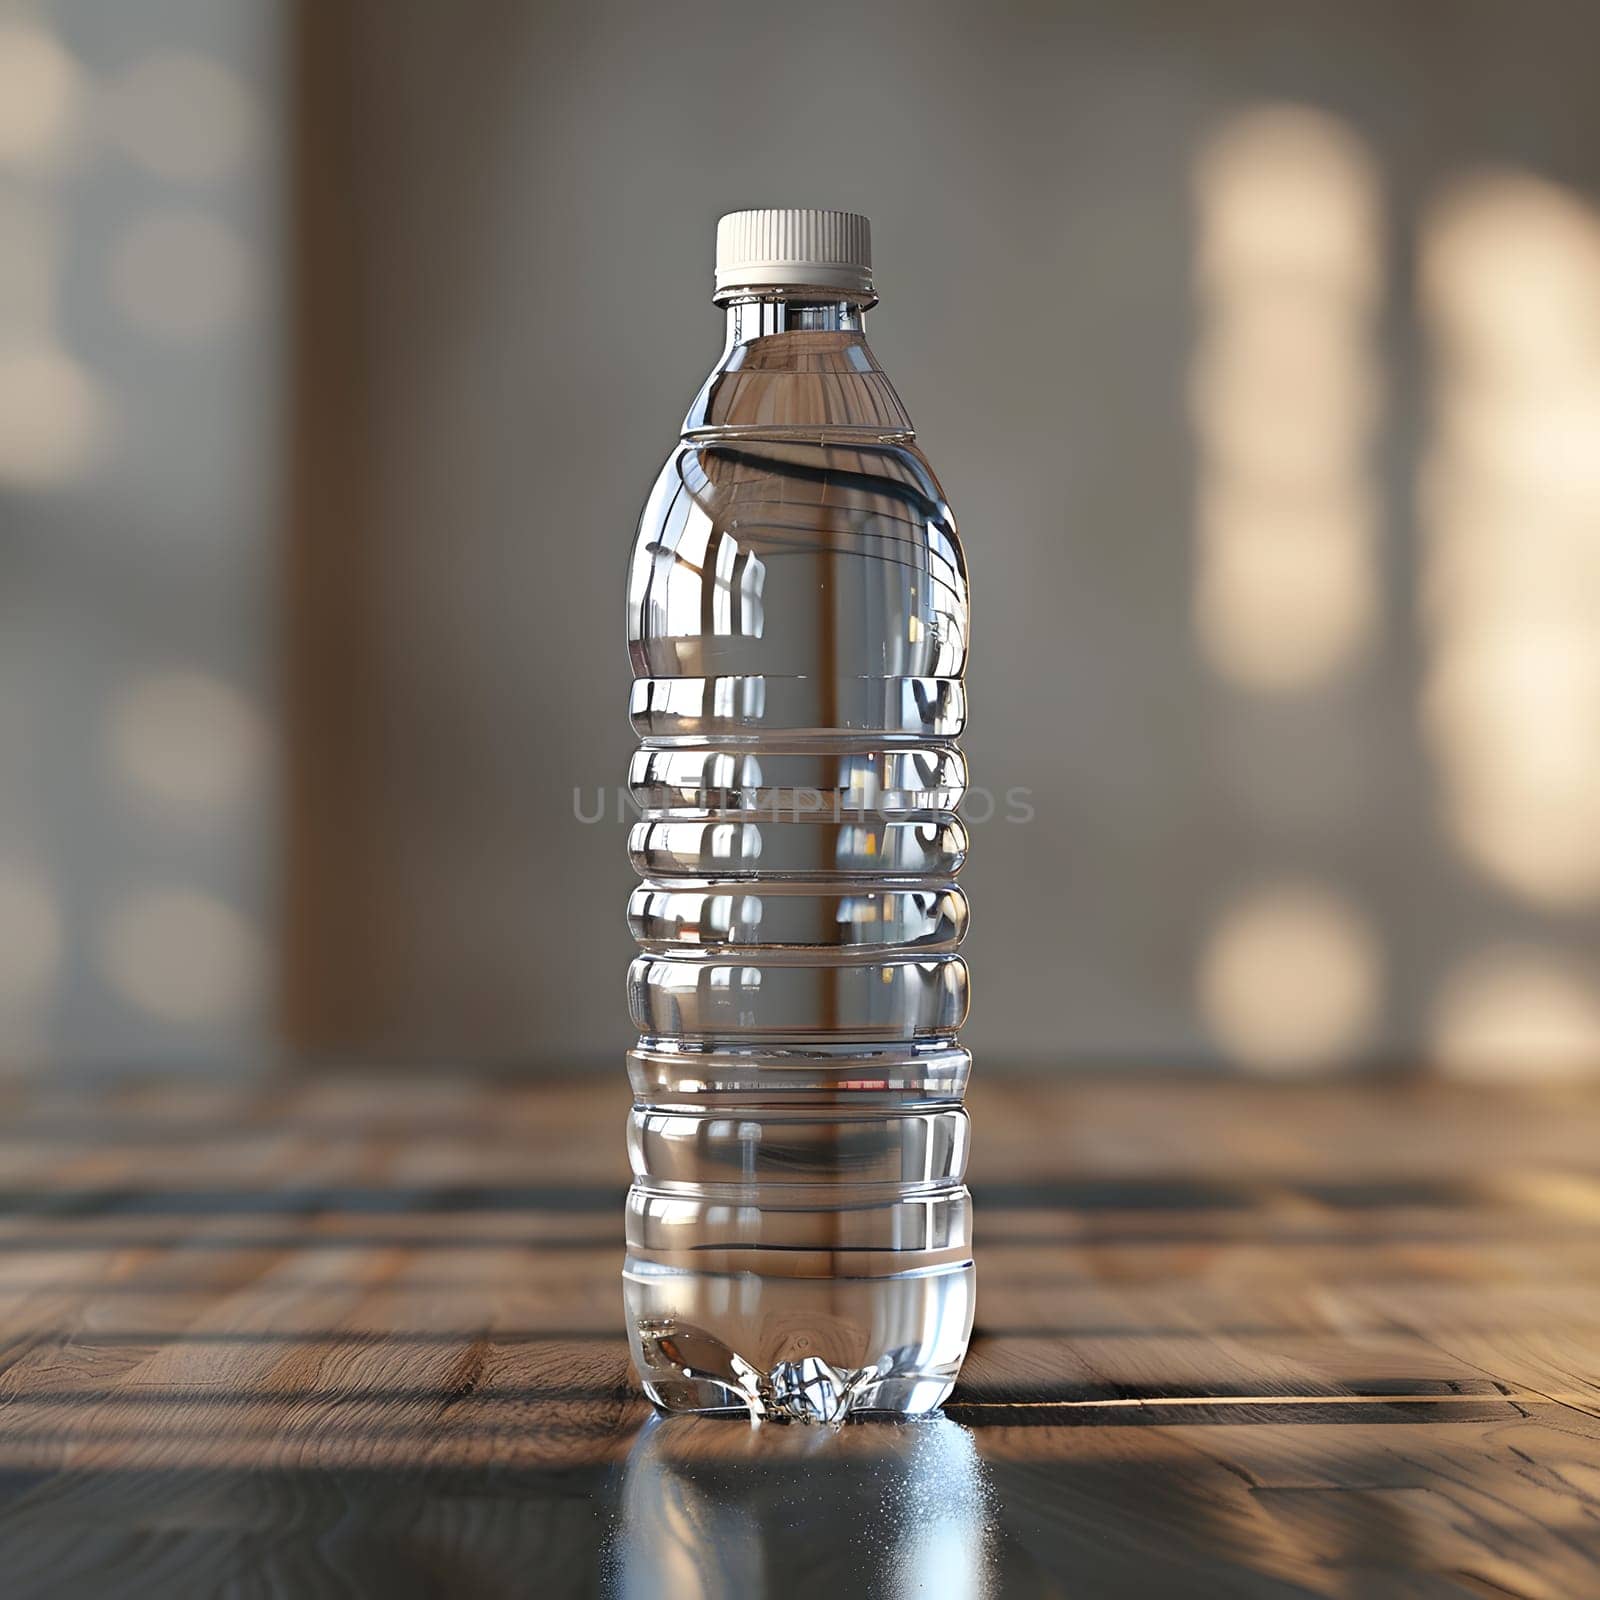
[624,210,972,1421]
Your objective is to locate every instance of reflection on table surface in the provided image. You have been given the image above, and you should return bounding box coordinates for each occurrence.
[607,1415,996,1599]
[0,1070,1597,1597]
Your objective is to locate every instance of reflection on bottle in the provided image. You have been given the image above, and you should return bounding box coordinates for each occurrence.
[623,209,975,1413]
[606,1413,997,1600]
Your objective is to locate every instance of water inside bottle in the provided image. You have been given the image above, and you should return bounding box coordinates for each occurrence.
[624,236,973,1421]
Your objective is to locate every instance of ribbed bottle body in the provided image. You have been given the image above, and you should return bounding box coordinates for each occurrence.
[624,317,972,1421]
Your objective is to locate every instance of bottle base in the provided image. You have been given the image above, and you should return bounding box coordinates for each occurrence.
[639,1372,957,1422]
[624,1259,974,1424]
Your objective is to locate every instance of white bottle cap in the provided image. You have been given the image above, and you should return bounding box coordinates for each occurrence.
[714,209,874,299]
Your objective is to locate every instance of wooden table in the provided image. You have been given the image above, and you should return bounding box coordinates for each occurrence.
[0,1070,1597,1597]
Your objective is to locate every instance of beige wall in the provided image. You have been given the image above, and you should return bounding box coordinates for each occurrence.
[15,0,1598,1075]
[0,0,282,1069]
[288,0,1600,1075]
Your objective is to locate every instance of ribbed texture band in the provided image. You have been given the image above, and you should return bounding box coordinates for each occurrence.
[714,209,874,297]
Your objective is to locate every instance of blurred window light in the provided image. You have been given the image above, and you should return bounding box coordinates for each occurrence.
[101,50,260,183]
[100,886,265,1025]
[1196,483,1377,689]
[0,344,107,486]
[1432,946,1600,1082]
[109,670,268,818]
[107,208,254,340]
[0,19,83,170]
[1420,172,1600,906]
[0,863,61,1009]
[1198,882,1381,1072]
[1196,108,1380,304]
[1191,105,1383,693]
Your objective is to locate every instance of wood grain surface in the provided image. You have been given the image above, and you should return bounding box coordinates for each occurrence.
[0,1070,1597,1597]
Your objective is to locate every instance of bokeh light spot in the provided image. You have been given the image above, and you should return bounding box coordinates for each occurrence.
[1423,173,1600,380]
[1194,105,1380,304]
[109,670,269,817]
[0,21,82,169]
[107,210,254,340]
[101,888,265,1025]
[102,51,260,183]
[1199,883,1381,1073]
[1195,486,1377,692]
[0,346,108,486]
[1432,948,1600,1082]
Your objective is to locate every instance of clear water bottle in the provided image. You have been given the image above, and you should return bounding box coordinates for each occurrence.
[623,210,972,1421]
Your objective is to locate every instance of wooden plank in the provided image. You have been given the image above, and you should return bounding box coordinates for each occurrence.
[0,1070,1594,1596]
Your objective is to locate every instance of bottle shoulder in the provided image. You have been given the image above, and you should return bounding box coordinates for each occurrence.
[635,434,959,546]
[627,433,967,678]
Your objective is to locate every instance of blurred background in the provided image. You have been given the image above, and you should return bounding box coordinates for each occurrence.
[5,0,1600,1080]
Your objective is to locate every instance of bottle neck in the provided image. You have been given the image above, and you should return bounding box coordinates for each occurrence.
[685,292,911,438]
[721,296,867,348]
